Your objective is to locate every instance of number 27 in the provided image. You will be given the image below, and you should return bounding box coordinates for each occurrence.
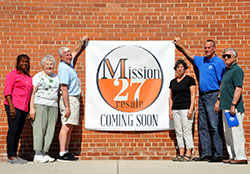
[113,79,146,101]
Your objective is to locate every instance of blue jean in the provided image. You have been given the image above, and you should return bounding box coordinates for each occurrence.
[198,91,223,157]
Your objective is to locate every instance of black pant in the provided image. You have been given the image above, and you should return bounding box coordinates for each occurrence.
[5,105,27,157]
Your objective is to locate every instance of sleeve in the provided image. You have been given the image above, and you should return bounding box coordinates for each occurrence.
[215,59,226,83]
[233,68,244,87]
[4,72,15,97]
[58,63,70,85]
[169,79,173,89]
[32,72,40,87]
[189,76,196,87]
[193,55,200,68]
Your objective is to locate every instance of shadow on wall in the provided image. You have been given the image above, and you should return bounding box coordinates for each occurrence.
[168,111,228,158]
[18,96,84,161]
[169,129,178,156]
[15,97,228,160]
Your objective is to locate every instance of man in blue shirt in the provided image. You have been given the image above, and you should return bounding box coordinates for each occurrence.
[58,36,89,161]
[173,38,225,162]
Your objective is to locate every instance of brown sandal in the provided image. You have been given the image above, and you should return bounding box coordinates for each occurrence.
[172,155,184,161]
[182,155,192,161]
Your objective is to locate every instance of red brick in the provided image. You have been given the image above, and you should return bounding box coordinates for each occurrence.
[0,0,250,161]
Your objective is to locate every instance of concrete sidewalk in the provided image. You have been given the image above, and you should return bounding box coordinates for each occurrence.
[0,160,249,174]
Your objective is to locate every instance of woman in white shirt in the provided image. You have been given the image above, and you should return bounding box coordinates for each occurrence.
[29,55,59,163]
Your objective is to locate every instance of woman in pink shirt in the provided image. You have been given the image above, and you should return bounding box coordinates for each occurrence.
[4,54,33,164]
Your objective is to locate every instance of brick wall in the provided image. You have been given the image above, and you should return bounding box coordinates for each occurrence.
[0,0,249,160]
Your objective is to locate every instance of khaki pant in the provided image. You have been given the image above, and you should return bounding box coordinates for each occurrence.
[172,109,194,149]
[60,96,80,125]
[32,104,58,152]
[222,110,247,160]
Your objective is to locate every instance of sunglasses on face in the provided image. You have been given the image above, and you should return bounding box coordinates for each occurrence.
[222,54,232,59]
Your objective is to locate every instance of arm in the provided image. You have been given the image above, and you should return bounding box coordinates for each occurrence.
[187,85,196,119]
[72,36,89,68]
[5,95,16,119]
[230,87,242,115]
[169,89,173,120]
[214,61,226,113]
[214,89,221,113]
[61,84,71,118]
[29,86,38,120]
[4,72,16,119]
[173,37,195,63]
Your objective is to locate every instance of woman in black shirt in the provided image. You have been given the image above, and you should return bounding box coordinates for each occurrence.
[169,59,196,161]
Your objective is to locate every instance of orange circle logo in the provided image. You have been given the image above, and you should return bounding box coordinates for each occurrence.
[97,46,163,112]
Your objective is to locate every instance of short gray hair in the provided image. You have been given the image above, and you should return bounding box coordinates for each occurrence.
[206,39,216,47]
[41,54,56,67]
[223,48,238,57]
[58,47,71,57]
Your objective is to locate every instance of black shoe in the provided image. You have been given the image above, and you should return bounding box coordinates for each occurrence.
[193,155,211,161]
[209,156,223,162]
[67,152,79,160]
[58,153,77,161]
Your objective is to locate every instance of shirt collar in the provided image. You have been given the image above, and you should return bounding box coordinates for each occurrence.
[60,60,73,67]
[226,63,237,70]
[204,54,218,62]
[14,68,30,76]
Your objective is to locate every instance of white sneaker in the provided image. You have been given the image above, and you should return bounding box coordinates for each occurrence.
[33,155,48,163]
[43,154,55,162]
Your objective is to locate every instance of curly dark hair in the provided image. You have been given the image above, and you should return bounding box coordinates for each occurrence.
[174,59,188,70]
[16,54,30,73]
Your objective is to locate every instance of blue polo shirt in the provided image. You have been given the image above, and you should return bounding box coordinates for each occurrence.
[194,55,225,92]
[58,59,81,96]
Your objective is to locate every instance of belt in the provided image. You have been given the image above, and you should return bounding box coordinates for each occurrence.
[199,90,219,95]
[71,95,80,98]
[60,94,80,98]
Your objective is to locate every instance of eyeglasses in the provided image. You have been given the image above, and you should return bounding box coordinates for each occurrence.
[222,54,232,59]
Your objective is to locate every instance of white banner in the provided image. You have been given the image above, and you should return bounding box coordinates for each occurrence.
[85,41,175,131]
